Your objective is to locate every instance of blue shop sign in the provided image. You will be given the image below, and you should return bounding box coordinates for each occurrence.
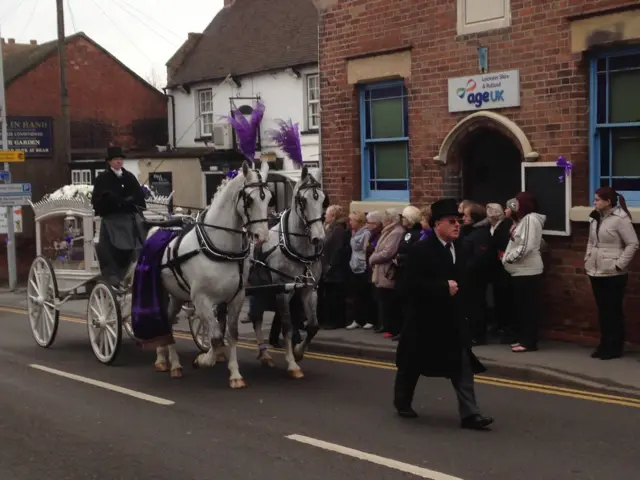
[7,116,54,157]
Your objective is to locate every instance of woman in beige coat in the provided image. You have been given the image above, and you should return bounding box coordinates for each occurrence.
[585,187,639,360]
[369,209,405,336]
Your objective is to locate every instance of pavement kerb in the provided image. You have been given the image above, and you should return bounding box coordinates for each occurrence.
[230,331,640,398]
[5,299,640,398]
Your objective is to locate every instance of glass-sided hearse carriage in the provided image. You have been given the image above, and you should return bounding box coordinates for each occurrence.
[26,184,175,364]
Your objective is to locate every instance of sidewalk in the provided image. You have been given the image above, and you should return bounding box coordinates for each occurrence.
[3,288,639,396]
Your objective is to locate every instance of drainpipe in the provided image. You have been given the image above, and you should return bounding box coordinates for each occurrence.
[316,8,323,186]
[163,87,177,148]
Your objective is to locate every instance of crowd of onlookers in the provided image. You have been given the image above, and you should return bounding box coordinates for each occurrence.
[317,198,536,349]
[254,186,637,361]
[316,186,638,359]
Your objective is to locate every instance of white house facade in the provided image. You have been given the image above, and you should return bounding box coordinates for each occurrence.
[163,0,320,208]
[168,66,320,171]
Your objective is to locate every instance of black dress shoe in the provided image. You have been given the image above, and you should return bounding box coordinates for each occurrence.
[396,408,418,419]
[590,349,602,359]
[599,352,622,360]
[461,414,494,430]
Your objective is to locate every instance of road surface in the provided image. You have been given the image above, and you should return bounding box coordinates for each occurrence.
[0,306,638,479]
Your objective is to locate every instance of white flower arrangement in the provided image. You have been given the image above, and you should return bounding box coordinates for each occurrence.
[46,184,94,200]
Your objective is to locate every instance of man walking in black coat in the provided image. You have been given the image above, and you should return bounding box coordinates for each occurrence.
[393,198,494,430]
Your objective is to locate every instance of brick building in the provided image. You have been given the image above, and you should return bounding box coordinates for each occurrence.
[317,1,640,343]
[1,32,167,281]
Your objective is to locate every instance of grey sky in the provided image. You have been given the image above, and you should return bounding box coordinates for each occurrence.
[0,0,224,87]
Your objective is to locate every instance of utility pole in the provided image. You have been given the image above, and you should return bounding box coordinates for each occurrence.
[56,0,71,166]
[0,27,18,291]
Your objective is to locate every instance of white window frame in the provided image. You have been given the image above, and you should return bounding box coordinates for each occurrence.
[306,73,320,131]
[457,0,511,36]
[71,169,92,185]
[198,89,214,137]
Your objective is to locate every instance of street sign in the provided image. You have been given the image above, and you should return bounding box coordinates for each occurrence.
[0,170,10,182]
[0,150,25,162]
[0,183,31,194]
[0,196,30,206]
[0,183,31,207]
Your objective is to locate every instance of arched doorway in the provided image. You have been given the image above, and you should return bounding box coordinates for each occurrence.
[434,112,539,207]
[461,128,521,206]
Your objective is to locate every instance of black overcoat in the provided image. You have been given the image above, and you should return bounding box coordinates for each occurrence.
[92,168,146,217]
[395,233,487,378]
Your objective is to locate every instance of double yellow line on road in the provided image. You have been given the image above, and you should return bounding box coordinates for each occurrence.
[4,305,640,409]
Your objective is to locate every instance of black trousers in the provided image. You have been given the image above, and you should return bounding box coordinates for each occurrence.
[376,287,398,334]
[95,242,133,286]
[393,350,481,419]
[589,274,628,355]
[319,281,347,328]
[512,274,542,349]
[350,272,371,326]
[466,279,488,341]
[269,311,302,346]
[493,268,514,333]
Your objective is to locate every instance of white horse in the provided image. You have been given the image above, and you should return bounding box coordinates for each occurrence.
[151,160,273,388]
[250,166,325,378]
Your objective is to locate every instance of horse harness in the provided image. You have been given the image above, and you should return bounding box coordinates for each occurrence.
[252,180,325,287]
[161,172,272,304]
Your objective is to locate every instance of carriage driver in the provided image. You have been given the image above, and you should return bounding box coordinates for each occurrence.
[91,146,147,288]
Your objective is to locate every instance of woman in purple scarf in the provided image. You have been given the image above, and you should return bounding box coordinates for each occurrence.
[419,206,433,241]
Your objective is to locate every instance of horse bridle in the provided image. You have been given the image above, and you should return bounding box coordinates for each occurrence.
[195,170,273,237]
[237,170,274,230]
[294,180,324,236]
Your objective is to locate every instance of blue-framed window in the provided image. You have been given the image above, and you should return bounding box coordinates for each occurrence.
[359,81,409,201]
[590,50,640,205]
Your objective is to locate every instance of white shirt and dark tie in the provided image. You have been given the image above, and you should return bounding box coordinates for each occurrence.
[437,237,456,264]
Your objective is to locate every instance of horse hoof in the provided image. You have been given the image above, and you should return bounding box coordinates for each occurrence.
[155,363,169,373]
[192,357,200,369]
[230,378,247,389]
[170,368,183,378]
[293,346,305,362]
[288,368,304,379]
[261,357,276,368]
[216,353,227,363]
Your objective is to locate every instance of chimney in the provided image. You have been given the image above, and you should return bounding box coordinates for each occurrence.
[224,0,235,7]
[1,38,39,56]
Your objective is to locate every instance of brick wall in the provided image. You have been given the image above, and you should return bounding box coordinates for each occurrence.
[5,36,167,149]
[0,35,167,284]
[318,0,640,344]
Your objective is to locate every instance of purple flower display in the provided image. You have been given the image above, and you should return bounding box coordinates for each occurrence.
[556,155,573,183]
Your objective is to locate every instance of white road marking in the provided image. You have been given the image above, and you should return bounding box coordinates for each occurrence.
[286,434,464,479]
[29,364,175,406]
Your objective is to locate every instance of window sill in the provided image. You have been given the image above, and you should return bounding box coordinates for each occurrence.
[350,200,410,212]
[300,129,319,136]
[570,206,640,223]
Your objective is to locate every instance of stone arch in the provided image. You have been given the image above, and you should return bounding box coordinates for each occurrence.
[433,111,539,164]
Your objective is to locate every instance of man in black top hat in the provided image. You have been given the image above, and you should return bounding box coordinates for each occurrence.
[393,198,494,430]
[92,146,146,288]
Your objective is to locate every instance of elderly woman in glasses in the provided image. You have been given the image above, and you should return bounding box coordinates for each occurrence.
[388,205,423,341]
[369,208,405,337]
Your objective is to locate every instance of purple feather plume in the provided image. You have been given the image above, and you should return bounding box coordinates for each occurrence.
[267,119,303,167]
[224,100,265,163]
